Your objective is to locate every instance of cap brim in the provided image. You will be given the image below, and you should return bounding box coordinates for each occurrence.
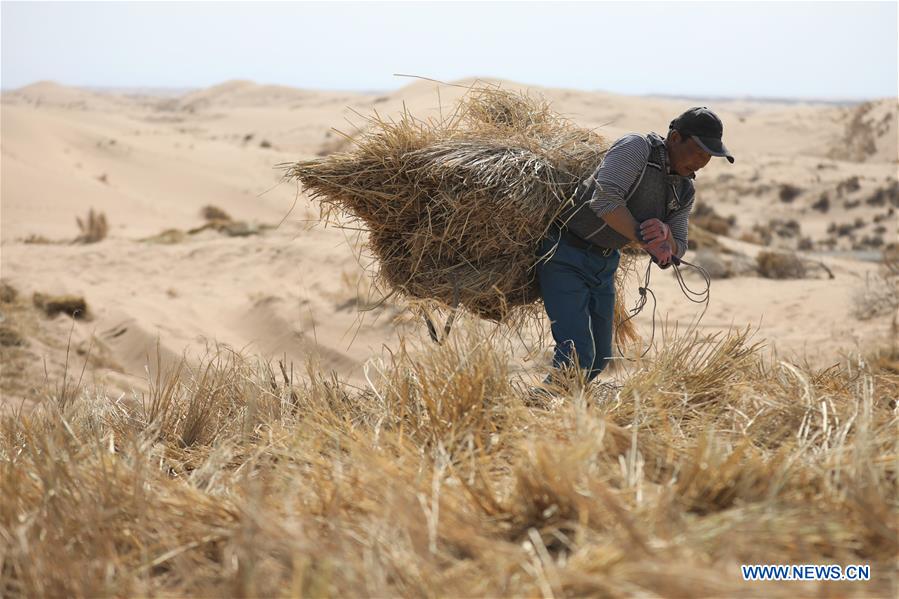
[692,135,735,163]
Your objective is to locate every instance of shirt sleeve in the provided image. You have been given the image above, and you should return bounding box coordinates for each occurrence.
[587,134,651,218]
[666,185,695,259]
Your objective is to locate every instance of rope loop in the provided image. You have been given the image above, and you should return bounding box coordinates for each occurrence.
[616,256,711,359]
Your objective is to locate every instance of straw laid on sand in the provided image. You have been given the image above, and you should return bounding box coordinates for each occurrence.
[283,85,640,344]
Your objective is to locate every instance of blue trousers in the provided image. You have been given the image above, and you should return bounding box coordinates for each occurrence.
[536,229,620,381]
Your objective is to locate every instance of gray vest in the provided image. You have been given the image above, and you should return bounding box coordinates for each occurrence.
[559,133,692,249]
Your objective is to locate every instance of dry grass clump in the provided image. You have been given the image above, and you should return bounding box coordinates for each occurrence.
[756,251,806,279]
[0,324,25,347]
[853,274,899,320]
[22,233,53,245]
[778,183,802,203]
[140,228,188,244]
[687,222,731,253]
[187,220,272,237]
[812,193,831,213]
[2,324,897,597]
[0,280,17,304]
[282,85,640,343]
[870,345,899,376]
[74,207,108,243]
[852,251,899,320]
[32,292,88,319]
[691,202,734,236]
[201,204,232,221]
[140,209,275,243]
[317,128,363,156]
[865,180,899,208]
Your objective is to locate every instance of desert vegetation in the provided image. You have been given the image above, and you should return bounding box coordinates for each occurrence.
[74,208,108,244]
[1,324,896,597]
[852,250,899,321]
[31,292,88,319]
[139,205,276,243]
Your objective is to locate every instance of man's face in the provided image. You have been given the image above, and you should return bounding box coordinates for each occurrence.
[667,131,712,178]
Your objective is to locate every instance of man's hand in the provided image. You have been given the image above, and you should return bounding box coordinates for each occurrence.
[643,237,673,266]
[639,219,670,245]
[639,219,675,267]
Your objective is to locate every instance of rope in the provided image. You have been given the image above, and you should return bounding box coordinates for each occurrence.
[424,279,461,344]
[616,256,711,358]
[421,249,711,356]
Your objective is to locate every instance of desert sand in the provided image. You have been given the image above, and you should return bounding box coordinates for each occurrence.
[1,78,897,407]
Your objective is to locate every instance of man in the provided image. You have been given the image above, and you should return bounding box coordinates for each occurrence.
[537,107,734,384]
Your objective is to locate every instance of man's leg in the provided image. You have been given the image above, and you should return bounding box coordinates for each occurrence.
[585,251,620,381]
[537,238,597,375]
[586,285,616,380]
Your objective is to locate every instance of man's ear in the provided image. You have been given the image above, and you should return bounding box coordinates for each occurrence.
[667,129,680,143]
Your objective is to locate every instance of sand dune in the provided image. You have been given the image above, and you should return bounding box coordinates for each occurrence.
[1,78,896,407]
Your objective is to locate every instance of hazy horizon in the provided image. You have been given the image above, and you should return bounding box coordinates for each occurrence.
[1,78,889,105]
[2,2,897,101]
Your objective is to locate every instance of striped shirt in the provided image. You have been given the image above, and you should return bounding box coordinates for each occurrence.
[587,133,694,258]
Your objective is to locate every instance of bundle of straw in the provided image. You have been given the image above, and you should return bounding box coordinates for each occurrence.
[283,85,639,343]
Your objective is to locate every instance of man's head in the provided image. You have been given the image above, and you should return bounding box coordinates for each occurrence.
[666,107,734,178]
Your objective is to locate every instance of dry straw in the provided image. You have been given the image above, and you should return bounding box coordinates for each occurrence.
[282,85,640,344]
[2,324,897,597]
[74,208,108,244]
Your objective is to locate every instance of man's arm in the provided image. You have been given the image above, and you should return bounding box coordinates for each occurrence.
[587,134,650,239]
[587,134,674,264]
[600,205,641,242]
[665,189,695,259]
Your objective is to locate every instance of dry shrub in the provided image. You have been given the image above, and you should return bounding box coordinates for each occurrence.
[2,324,897,597]
[686,248,733,279]
[837,176,861,195]
[74,208,108,243]
[812,193,831,212]
[688,222,730,253]
[140,228,188,244]
[738,231,766,245]
[697,217,731,236]
[852,260,899,321]
[870,345,899,375]
[22,234,53,245]
[885,243,899,272]
[751,218,803,248]
[0,324,25,347]
[141,221,274,243]
[201,205,232,221]
[778,183,802,203]
[865,180,899,208]
[32,292,88,319]
[282,85,640,345]
[0,281,17,303]
[756,251,806,279]
[692,201,734,236]
[317,128,362,156]
[187,220,268,237]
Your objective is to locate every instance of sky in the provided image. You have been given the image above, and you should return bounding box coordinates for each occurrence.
[2,1,897,100]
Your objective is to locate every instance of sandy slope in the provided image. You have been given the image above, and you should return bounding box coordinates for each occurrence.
[1,78,896,406]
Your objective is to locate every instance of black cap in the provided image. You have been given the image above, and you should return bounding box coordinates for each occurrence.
[670,107,734,163]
